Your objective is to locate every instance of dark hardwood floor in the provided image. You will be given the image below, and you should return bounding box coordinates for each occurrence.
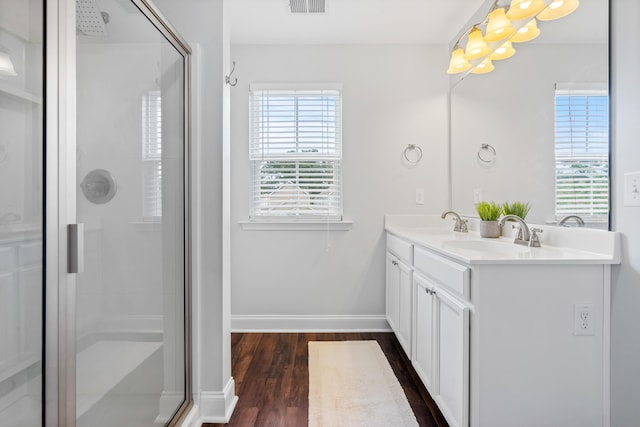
[204,332,448,427]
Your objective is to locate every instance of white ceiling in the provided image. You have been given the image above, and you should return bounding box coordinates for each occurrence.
[230,0,487,45]
[229,0,608,45]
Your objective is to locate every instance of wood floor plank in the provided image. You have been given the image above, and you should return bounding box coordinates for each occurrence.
[204,332,448,427]
[231,333,262,392]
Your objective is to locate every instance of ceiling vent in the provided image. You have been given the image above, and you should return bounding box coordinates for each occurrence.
[289,0,326,14]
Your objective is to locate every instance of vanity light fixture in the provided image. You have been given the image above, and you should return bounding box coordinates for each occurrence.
[447,0,579,76]
[505,0,546,20]
[0,47,17,77]
[485,8,515,42]
[537,0,579,21]
[464,27,490,59]
[447,48,472,74]
[511,18,541,42]
[489,41,516,60]
[472,58,495,74]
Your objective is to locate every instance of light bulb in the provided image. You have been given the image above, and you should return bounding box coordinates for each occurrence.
[550,0,564,10]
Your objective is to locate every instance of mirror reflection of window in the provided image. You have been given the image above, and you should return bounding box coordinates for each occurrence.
[554,83,609,227]
[142,90,162,221]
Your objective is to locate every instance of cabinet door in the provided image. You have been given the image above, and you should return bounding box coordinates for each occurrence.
[386,252,400,332]
[434,286,470,427]
[413,273,436,393]
[397,260,412,355]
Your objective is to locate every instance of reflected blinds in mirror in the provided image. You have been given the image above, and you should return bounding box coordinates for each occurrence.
[554,84,609,220]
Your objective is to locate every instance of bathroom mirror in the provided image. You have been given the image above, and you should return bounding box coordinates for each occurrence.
[450,0,609,229]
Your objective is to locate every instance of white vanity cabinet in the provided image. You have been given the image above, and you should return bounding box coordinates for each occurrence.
[413,248,470,427]
[385,215,619,427]
[386,234,413,356]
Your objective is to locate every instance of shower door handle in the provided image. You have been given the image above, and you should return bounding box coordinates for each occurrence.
[68,223,85,274]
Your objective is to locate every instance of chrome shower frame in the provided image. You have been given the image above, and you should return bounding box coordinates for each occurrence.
[44,0,193,425]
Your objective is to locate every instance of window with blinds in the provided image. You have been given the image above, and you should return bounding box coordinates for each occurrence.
[142,90,162,221]
[554,85,609,220]
[249,84,342,220]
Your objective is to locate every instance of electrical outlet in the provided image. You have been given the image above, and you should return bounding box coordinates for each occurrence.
[415,188,424,205]
[573,303,595,336]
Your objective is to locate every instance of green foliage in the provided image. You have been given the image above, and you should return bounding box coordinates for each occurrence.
[259,149,334,200]
[502,201,531,220]
[476,201,502,221]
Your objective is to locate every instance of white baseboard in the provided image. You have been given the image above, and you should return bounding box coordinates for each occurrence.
[198,377,238,423]
[231,314,391,332]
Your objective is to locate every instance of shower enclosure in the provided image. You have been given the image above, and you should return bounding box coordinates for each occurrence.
[0,0,192,425]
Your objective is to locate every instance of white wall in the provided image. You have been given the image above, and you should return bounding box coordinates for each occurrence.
[451,43,608,224]
[610,1,640,425]
[153,0,235,422]
[230,44,449,329]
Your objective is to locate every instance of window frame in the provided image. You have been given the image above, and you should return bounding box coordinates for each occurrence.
[248,83,344,223]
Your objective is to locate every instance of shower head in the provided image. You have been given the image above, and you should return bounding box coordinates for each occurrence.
[76,0,109,36]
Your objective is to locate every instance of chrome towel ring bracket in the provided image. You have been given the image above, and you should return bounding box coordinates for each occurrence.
[477,143,496,166]
[403,144,423,165]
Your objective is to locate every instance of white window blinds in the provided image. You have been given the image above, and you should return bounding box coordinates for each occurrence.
[142,90,162,221]
[554,85,609,220]
[249,84,342,220]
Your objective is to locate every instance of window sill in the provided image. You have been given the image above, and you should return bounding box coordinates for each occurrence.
[239,220,353,231]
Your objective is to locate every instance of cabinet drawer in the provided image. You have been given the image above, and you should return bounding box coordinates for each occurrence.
[414,247,469,300]
[387,234,413,264]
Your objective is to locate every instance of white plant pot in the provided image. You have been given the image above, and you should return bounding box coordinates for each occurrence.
[479,220,501,238]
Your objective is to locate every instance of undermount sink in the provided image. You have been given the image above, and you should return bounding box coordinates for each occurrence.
[442,239,531,255]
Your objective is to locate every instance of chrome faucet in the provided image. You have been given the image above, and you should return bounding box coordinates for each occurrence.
[558,215,585,227]
[441,211,468,232]
[499,214,542,247]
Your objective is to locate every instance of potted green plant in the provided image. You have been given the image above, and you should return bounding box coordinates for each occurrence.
[502,201,531,220]
[476,201,502,238]
[502,201,531,240]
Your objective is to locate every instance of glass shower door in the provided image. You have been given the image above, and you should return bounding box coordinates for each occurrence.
[0,1,44,426]
[75,1,190,425]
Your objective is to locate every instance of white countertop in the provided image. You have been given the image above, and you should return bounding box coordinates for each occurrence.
[385,214,621,265]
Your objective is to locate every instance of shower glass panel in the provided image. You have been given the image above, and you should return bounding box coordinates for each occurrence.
[0,1,44,426]
[76,1,187,425]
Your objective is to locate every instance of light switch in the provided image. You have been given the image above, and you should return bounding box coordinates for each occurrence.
[624,172,640,206]
[415,188,424,205]
[473,188,483,204]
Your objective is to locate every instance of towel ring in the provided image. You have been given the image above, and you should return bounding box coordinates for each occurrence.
[403,144,423,164]
[477,143,496,164]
